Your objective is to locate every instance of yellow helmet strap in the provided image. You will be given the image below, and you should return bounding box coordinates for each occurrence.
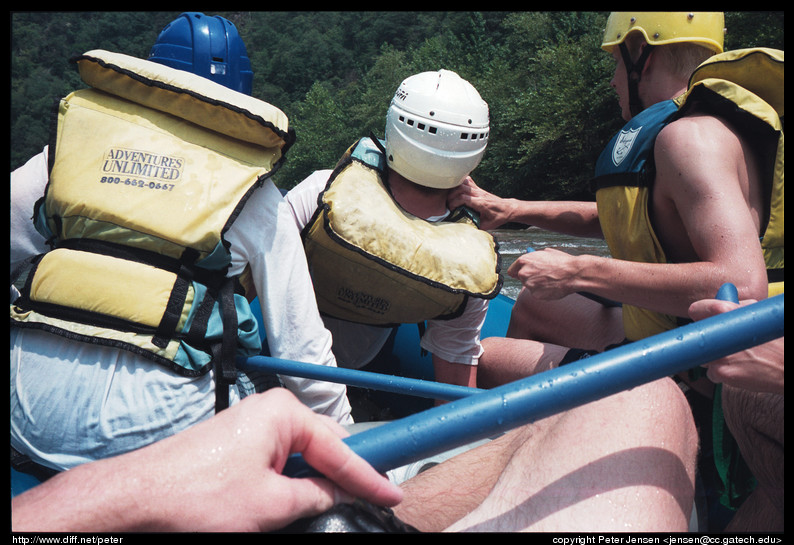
[619,42,655,117]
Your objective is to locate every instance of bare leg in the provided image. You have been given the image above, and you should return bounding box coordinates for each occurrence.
[508,289,624,351]
[393,429,527,532]
[477,336,569,388]
[429,377,697,532]
[721,386,784,532]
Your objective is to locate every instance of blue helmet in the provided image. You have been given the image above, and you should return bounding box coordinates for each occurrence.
[148,12,253,95]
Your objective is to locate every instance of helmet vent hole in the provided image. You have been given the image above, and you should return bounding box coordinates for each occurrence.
[397,114,438,135]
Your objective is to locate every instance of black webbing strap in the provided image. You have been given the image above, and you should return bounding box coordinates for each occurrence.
[11,446,60,484]
[152,248,200,349]
[619,42,655,118]
[213,278,239,412]
[767,268,784,284]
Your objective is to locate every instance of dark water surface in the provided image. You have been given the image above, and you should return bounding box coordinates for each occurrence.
[491,228,610,300]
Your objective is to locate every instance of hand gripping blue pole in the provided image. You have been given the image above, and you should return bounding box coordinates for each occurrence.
[284,289,783,477]
[240,356,481,401]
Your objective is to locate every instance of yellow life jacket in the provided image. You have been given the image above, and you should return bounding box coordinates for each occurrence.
[594,48,784,341]
[302,137,502,326]
[10,50,295,388]
[594,100,680,340]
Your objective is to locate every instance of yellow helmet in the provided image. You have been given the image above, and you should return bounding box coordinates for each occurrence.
[602,12,725,54]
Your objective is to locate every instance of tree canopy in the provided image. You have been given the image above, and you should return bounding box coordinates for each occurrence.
[11,11,784,201]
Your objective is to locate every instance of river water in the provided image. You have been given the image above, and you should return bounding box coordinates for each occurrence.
[491,228,610,300]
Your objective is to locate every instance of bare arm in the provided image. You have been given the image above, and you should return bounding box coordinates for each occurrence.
[507,116,768,318]
[432,355,478,391]
[449,177,602,237]
[647,116,768,306]
[12,389,402,532]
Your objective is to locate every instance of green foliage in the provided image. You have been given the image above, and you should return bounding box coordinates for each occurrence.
[11,11,784,201]
[725,11,785,51]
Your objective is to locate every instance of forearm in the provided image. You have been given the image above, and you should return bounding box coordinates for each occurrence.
[12,453,161,531]
[503,199,602,238]
[575,255,755,317]
[450,179,601,235]
[432,356,478,389]
[13,386,404,533]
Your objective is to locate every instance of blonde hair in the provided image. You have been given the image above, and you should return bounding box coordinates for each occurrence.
[623,32,714,80]
[657,42,715,79]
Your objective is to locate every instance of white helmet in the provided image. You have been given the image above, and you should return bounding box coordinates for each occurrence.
[385,70,489,189]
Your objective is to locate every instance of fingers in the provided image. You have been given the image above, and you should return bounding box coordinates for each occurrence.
[315,412,352,440]
[448,181,474,209]
[271,390,402,508]
[705,363,728,386]
[242,390,402,530]
[687,298,737,321]
[506,259,522,279]
[460,176,478,189]
[507,249,549,278]
[688,298,755,322]
[298,417,403,507]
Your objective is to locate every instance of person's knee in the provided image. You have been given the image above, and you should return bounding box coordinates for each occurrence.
[624,378,699,461]
[507,290,623,351]
[616,379,698,513]
[653,378,696,429]
[478,336,568,387]
[506,290,537,338]
[479,336,500,352]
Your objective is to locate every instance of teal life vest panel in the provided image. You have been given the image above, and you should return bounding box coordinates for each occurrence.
[593,100,679,191]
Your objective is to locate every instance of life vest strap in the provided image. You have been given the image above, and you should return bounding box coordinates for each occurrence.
[152,248,199,349]
[213,278,238,412]
[591,171,653,192]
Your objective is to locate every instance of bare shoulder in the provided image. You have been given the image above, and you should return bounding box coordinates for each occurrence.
[654,114,745,195]
[657,113,742,157]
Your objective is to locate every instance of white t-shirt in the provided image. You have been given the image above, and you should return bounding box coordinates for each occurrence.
[10,148,353,472]
[284,170,488,369]
[10,149,50,277]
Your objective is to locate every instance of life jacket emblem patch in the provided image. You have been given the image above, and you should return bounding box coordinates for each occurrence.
[612,126,641,167]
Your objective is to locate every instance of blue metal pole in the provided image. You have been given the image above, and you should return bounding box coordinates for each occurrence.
[715,282,739,304]
[284,292,784,477]
[240,356,482,401]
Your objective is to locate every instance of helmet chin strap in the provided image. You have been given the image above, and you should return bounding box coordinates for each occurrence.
[619,42,655,117]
